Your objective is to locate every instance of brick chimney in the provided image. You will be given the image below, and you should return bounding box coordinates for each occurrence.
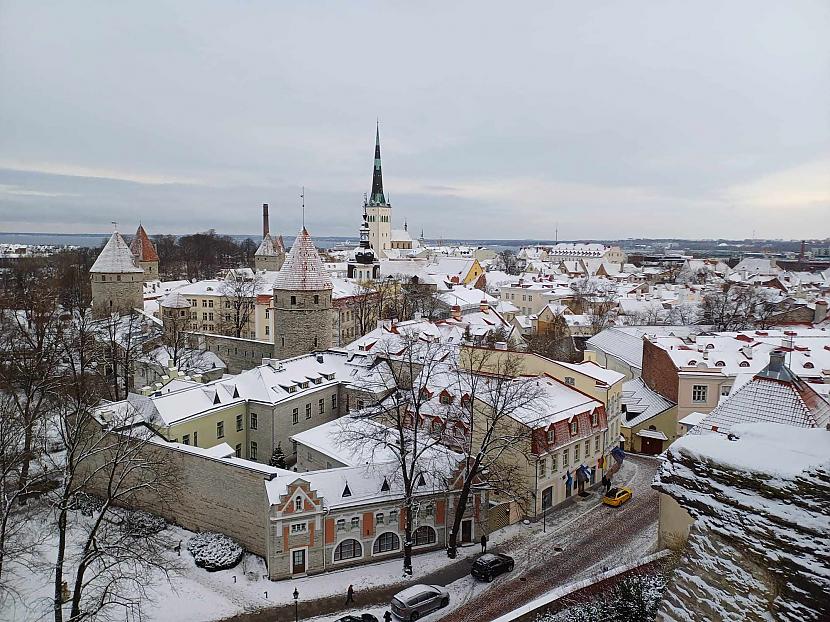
[815,300,828,324]
[451,305,462,321]
[479,299,489,313]
[262,203,270,238]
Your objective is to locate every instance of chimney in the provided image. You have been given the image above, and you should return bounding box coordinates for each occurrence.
[479,299,489,313]
[262,203,270,238]
[815,300,828,324]
[451,305,462,321]
[768,350,786,373]
[799,240,806,262]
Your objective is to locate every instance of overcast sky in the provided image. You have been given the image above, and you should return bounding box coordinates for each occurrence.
[1,1,828,240]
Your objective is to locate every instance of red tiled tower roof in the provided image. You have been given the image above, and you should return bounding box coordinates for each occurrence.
[130,224,159,262]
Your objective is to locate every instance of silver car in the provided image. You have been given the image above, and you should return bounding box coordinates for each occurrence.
[391,584,450,620]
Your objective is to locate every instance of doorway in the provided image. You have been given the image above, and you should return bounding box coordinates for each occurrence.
[291,549,306,574]
[461,519,473,543]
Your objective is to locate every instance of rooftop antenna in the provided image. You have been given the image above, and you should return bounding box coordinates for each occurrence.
[555,222,558,244]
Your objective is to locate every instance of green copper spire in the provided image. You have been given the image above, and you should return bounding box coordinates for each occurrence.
[369,122,387,205]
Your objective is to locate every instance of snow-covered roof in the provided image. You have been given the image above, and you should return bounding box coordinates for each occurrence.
[160,291,191,309]
[554,360,626,386]
[272,228,333,291]
[621,378,675,428]
[585,327,645,369]
[290,418,398,467]
[511,376,603,428]
[90,231,143,274]
[255,232,285,257]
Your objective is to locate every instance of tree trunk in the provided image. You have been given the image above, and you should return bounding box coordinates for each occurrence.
[16,423,33,505]
[403,498,414,575]
[447,471,477,558]
[54,504,68,622]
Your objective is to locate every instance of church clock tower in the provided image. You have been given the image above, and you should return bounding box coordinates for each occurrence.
[365,123,392,258]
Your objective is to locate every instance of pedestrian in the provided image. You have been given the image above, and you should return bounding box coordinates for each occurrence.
[383,611,393,622]
[345,584,354,606]
[480,533,488,553]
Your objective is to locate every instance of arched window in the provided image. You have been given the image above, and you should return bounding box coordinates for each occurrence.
[294,496,303,511]
[739,361,750,368]
[413,526,436,547]
[372,532,400,554]
[334,539,362,561]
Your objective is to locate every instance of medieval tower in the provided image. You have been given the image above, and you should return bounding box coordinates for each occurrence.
[90,230,145,318]
[365,123,392,258]
[254,203,286,271]
[129,224,160,282]
[272,227,333,359]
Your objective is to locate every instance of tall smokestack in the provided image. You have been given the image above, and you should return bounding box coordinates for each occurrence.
[262,203,269,238]
[799,240,806,262]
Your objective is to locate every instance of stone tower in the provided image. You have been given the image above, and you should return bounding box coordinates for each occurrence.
[347,205,381,281]
[272,227,333,359]
[129,224,160,282]
[254,203,286,271]
[366,123,392,258]
[159,290,192,343]
[90,230,144,318]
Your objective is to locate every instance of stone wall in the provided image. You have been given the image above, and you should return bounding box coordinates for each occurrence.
[273,289,332,359]
[91,273,144,318]
[195,332,275,374]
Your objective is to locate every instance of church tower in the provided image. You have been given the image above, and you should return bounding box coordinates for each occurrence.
[347,205,381,281]
[365,123,392,258]
[272,228,333,359]
[90,229,145,318]
[130,224,160,282]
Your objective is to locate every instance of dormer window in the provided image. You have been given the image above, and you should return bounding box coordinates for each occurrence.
[416,473,426,487]
[739,361,750,368]
[591,412,598,427]
[439,393,453,405]
[570,420,578,435]
[564,377,575,386]
[715,361,725,367]
[381,477,390,492]
[294,496,303,512]
[804,361,815,369]
[342,483,352,498]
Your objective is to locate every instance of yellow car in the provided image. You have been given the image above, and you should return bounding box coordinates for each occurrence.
[602,486,633,507]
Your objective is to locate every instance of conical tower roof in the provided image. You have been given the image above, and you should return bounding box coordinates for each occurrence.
[91,231,143,274]
[130,224,159,262]
[369,123,387,206]
[273,228,333,291]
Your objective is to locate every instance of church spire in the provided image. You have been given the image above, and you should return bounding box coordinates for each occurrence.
[370,121,386,205]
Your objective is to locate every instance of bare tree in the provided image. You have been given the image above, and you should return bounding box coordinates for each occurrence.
[701,283,780,331]
[337,332,451,575]
[50,313,180,622]
[94,311,150,402]
[218,270,262,338]
[351,281,382,338]
[445,347,544,557]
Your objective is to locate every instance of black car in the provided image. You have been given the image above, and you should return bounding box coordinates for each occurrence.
[471,552,514,582]
[333,615,378,622]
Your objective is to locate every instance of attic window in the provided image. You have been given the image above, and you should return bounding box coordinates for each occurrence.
[804,362,815,369]
[233,386,240,398]
[213,393,221,405]
[706,343,715,349]
[739,361,750,368]
[380,478,390,492]
[294,496,303,511]
[570,420,578,435]
[564,377,575,386]
[715,361,725,367]
[546,429,554,443]
[591,412,598,427]
[416,473,426,487]
[342,484,352,498]
[687,360,696,366]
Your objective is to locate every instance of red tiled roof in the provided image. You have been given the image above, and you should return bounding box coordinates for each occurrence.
[130,225,159,262]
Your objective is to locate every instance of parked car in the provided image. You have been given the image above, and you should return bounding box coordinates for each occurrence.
[471,553,515,582]
[333,615,377,622]
[391,584,450,620]
[602,486,633,507]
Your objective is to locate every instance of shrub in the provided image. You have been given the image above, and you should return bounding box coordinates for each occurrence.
[187,532,244,571]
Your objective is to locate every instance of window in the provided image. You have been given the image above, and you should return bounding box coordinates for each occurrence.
[290,295,297,306]
[293,408,299,424]
[351,517,360,529]
[208,300,214,308]
[202,300,207,307]
[235,443,241,458]
[250,441,258,460]
[375,513,384,525]
[334,539,362,561]
[720,385,732,397]
[294,496,303,511]
[314,295,319,304]
[305,403,311,419]
[336,518,346,531]
[565,377,575,386]
[265,309,269,319]
[116,275,121,282]
[389,509,398,524]
[202,312,208,320]
[372,532,400,554]
[594,435,600,452]
[538,459,546,477]
[584,440,590,456]
[265,325,270,335]
[319,398,324,414]
[570,420,578,435]
[591,412,598,427]
[574,443,580,461]
[193,431,198,446]
[216,421,224,439]
[250,413,258,430]
[692,385,708,403]
[236,414,243,432]
[182,434,190,445]
[292,440,297,454]
[101,275,106,282]
[546,429,555,443]
[356,399,364,410]
[331,394,337,410]
[551,453,558,472]
[290,523,307,534]
[414,526,436,546]
[563,448,569,467]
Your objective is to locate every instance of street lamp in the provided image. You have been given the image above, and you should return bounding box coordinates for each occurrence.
[293,588,299,622]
